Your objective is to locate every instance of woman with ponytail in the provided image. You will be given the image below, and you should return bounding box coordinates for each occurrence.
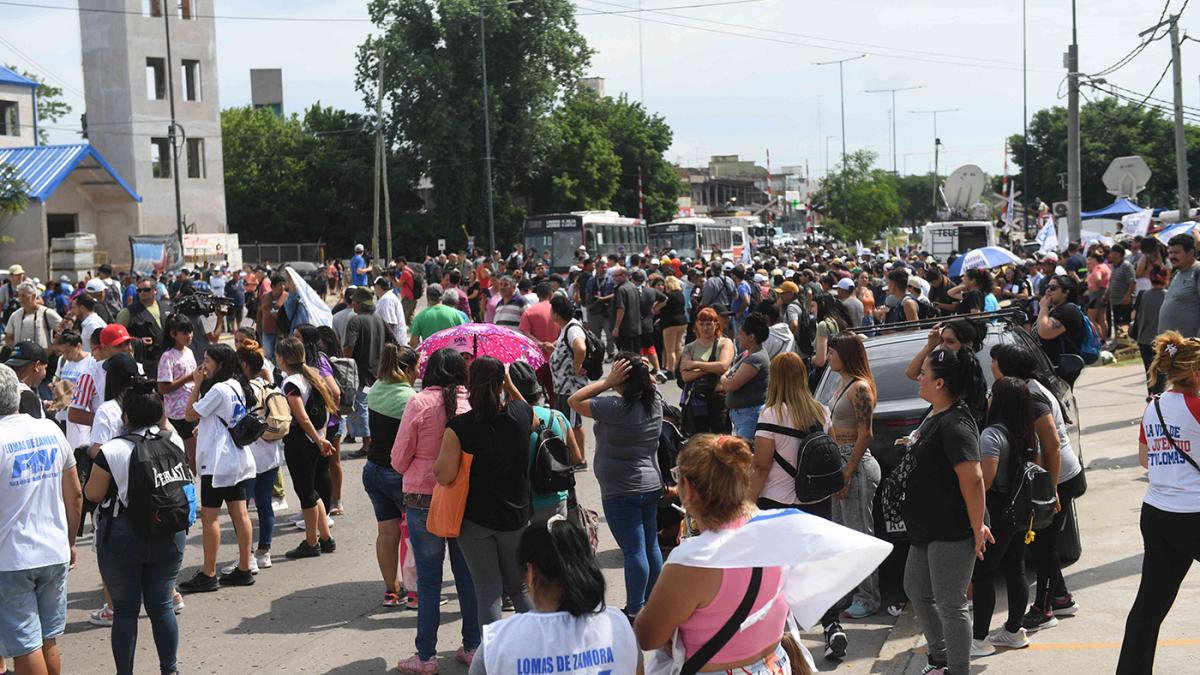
[1117,332,1200,674]
[989,342,1083,630]
[363,343,420,608]
[179,343,258,594]
[569,351,664,618]
[392,348,479,672]
[276,337,338,561]
[435,356,537,628]
[467,518,640,674]
[901,347,992,675]
[232,343,282,574]
[293,324,344,515]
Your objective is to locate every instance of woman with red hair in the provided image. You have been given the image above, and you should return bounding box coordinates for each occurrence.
[678,307,734,436]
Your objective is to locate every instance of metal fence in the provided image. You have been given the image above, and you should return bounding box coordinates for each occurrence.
[240,243,327,266]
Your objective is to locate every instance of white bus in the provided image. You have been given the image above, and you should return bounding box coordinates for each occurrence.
[648,217,750,261]
[523,211,645,272]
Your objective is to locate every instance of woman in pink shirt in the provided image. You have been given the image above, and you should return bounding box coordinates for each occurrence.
[391,348,480,673]
[635,434,794,675]
[1085,249,1111,341]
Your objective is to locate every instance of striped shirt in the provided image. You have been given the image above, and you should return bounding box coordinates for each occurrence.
[493,295,527,328]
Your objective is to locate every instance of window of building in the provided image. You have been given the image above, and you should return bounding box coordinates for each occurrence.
[180,0,195,19]
[146,57,166,100]
[142,0,162,17]
[186,138,205,179]
[151,137,170,178]
[46,214,77,247]
[0,100,17,136]
[181,59,201,101]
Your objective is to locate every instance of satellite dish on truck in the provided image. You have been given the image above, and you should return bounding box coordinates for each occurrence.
[1102,156,1151,200]
[943,165,988,214]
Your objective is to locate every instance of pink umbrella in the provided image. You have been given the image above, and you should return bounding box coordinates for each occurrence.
[416,323,547,376]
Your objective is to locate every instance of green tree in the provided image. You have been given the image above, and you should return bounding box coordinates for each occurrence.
[812,149,901,242]
[4,64,71,144]
[533,88,681,220]
[0,162,28,246]
[221,106,309,241]
[1008,96,1200,211]
[357,0,592,249]
[892,173,939,229]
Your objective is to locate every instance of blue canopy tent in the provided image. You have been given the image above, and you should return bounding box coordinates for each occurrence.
[1081,198,1143,220]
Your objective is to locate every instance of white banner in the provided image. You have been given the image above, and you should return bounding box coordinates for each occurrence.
[1035,220,1059,253]
[1122,208,1154,237]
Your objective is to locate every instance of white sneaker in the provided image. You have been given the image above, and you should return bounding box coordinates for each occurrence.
[220,558,259,575]
[293,516,334,529]
[255,552,273,569]
[970,638,996,658]
[89,603,114,627]
[987,626,1031,649]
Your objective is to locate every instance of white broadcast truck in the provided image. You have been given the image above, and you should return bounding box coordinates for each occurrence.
[919,164,998,258]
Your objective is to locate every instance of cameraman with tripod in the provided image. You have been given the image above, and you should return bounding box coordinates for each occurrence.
[174,280,226,362]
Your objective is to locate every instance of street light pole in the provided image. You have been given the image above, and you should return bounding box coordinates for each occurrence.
[908,108,960,209]
[479,4,496,256]
[814,54,865,227]
[162,7,184,250]
[864,84,923,174]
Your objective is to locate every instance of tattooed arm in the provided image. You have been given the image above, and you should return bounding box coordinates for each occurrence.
[837,380,876,498]
[1037,295,1067,340]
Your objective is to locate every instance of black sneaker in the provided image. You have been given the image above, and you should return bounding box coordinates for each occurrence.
[319,537,336,553]
[219,567,255,587]
[285,541,322,559]
[502,595,515,612]
[1050,594,1079,617]
[1020,606,1059,632]
[823,622,848,660]
[178,571,219,594]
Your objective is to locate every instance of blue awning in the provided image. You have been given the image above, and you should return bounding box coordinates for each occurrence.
[0,64,38,89]
[1081,197,1143,220]
[0,144,141,203]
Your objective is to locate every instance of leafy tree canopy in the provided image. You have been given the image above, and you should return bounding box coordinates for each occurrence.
[812,149,901,242]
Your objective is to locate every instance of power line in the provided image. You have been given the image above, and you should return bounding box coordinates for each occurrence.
[576,0,768,16]
[577,0,1059,72]
[1087,0,1176,78]
[0,32,86,97]
[0,0,768,22]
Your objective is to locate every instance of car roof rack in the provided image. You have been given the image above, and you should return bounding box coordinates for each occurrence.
[844,307,1028,335]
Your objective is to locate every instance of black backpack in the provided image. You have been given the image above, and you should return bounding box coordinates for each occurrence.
[530,410,575,494]
[989,423,1056,533]
[658,405,687,488]
[756,421,846,503]
[574,321,605,381]
[120,431,194,540]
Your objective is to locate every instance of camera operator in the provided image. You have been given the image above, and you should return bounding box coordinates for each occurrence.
[173,279,225,362]
[115,276,171,379]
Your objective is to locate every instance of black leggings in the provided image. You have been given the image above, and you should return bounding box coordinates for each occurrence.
[1116,504,1200,674]
[284,434,327,510]
[972,515,1028,638]
[1030,471,1084,609]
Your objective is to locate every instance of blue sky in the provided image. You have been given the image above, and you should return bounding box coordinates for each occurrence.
[2,0,1195,184]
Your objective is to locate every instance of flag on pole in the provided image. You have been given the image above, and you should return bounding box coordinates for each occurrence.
[766,149,773,198]
[637,165,645,222]
[855,240,870,258]
[1002,140,1015,230]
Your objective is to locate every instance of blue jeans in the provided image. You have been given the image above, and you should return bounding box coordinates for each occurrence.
[97,514,186,675]
[729,404,763,442]
[245,466,279,551]
[601,489,664,614]
[362,462,405,522]
[347,388,370,438]
[405,506,481,660]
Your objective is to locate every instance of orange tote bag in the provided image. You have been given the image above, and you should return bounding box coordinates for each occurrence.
[428,453,472,538]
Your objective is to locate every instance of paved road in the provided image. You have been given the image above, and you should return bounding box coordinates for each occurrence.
[54,361,1199,674]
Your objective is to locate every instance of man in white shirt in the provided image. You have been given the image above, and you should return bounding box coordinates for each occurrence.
[5,281,62,348]
[372,276,408,345]
[0,364,82,675]
[73,294,108,351]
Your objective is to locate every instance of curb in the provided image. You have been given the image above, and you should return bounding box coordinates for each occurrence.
[869,608,924,674]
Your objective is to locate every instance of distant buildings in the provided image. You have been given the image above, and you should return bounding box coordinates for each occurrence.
[673,155,816,230]
[250,69,284,115]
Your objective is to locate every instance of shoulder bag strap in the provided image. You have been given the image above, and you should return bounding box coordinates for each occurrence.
[680,567,764,675]
[756,421,822,476]
[1153,396,1200,474]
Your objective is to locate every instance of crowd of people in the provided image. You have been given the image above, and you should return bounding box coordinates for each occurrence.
[2,225,1200,675]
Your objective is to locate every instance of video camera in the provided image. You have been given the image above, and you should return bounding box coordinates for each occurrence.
[174,286,233,317]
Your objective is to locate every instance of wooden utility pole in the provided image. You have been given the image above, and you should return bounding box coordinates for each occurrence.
[371,43,384,265]
[1169,15,1190,215]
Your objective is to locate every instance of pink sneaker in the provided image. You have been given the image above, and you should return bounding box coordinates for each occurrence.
[395,653,438,674]
[455,647,475,665]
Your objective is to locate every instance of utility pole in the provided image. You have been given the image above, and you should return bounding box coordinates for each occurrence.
[865,84,923,174]
[1022,0,1030,234]
[480,3,498,256]
[1065,0,1082,245]
[372,43,384,264]
[814,54,866,227]
[909,108,959,209]
[162,7,184,250]
[1169,15,1190,215]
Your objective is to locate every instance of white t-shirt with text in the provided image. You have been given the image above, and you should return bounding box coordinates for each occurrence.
[0,414,76,572]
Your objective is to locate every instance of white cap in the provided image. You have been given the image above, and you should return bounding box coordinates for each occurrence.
[85,278,105,293]
[753,273,766,283]
[784,269,796,279]
[355,243,365,252]
[722,261,734,271]
[836,277,855,291]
